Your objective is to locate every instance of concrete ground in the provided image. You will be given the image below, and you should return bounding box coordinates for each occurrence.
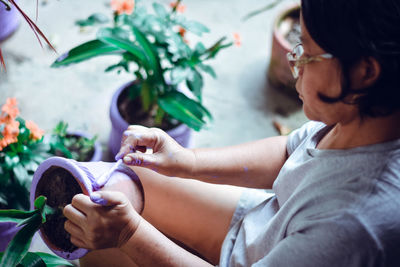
[1,0,306,263]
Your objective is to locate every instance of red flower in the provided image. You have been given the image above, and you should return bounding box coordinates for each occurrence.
[233,32,242,47]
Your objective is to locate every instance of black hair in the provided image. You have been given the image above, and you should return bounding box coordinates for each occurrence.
[301,0,400,117]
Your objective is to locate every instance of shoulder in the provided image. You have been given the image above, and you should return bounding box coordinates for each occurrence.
[286,121,326,155]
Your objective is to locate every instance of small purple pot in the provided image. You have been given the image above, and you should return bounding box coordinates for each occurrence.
[108,81,192,157]
[68,131,103,162]
[0,2,20,42]
[29,157,143,260]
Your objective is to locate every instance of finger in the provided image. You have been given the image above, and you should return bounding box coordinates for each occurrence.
[64,220,84,238]
[123,152,156,167]
[90,191,128,207]
[63,204,86,224]
[70,235,89,249]
[71,194,95,214]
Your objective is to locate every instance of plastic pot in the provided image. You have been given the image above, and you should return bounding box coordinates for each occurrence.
[108,81,192,157]
[0,2,20,42]
[29,157,144,260]
[267,4,300,96]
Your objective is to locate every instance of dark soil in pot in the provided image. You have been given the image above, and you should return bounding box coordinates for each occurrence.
[118,85,180,131]
[35,166,82,253]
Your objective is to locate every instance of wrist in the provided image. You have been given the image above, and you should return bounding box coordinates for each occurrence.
[118,212,142,248]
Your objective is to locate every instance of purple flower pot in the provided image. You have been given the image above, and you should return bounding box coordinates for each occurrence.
[0,222,21,252]
[0,2,20,42]
[69,131,103,162]
[29,157,143,260]
[108,81,192,157]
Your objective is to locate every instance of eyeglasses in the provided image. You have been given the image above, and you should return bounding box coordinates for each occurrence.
[286,44,333,79]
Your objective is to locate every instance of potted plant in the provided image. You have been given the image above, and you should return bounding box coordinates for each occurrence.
[0,0,55,70]
[0,98,52,252]
[51,0,233,156]
[0,196,74,267]
[243,1,300,96]
[267,3,300,96]
[47,121,102,162]
[0,0,20,42]
[28,156,144,260]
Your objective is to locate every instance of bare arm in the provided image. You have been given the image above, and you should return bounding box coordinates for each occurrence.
[190,136,288,188]
[117,126,288,189]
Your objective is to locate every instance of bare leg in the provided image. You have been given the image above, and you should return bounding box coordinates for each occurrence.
[80,167,242,266]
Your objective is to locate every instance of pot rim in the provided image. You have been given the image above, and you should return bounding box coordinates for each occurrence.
[272,3,301,52]
[30,157,91,260]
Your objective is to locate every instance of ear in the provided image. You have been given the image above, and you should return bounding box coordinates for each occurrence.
[350,57,381,90]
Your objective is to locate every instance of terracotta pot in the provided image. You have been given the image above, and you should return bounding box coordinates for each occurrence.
[267,4,300,97]
[29,157,144,260]
[0,2,20,42]
[108,81,192,157]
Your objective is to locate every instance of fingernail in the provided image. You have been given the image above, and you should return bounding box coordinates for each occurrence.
[90,192,108,205]
[123,156,133,164]
[115,152,123,161]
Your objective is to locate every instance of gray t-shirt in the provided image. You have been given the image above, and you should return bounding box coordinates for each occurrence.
[219,121,400,267]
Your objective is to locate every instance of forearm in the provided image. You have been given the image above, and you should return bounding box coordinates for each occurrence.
[121,218,212,267]
[189,135,288,188]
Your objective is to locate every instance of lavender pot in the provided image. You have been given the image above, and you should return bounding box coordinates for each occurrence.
[0,223,21,252]
[69,131,103,162]
[0,2,20,42]
[29,157,144,260]
[108,81,192,157]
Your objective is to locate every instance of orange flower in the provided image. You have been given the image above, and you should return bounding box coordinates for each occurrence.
[1,97,19,119]
[178,27,186,37]
[0,119,19,151]
[26,120,44,141]
[111,0,135,15]
[170,1,186,13]
[233,32,242,47]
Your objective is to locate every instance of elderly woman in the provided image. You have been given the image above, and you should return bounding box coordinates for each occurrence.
[63,0,400,266]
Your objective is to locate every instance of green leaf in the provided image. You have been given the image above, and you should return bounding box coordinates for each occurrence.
[18,252,46,267]
[186,69,203,100]
[198,63,216,78]
[97,28,150,70]
[34,196,46,211]
[153,2,168,19]
[12,164,29,184]
[51,39,122,67]
[158,91,212,131]
[33,252,74,267]
[75,13,109,27]
[131,26,164,82]
[170,66,191,85]
[0,213,41,267]
[180,20,210,36]
[0,209,36,223]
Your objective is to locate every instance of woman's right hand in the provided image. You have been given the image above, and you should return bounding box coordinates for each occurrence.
[116,125,196,177]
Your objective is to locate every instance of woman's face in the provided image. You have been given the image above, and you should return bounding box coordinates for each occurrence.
[296,16,359,125]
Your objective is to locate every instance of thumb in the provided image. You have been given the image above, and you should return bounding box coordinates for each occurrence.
[90,191,126,206]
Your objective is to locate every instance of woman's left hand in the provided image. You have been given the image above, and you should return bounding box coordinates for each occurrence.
[63,191,141,250]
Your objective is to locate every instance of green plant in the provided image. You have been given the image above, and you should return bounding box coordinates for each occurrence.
[0,196,73,267]
[48,121,97,162]
[51,0,232,131]
[0,0,55,70]
[0,98,50,211]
